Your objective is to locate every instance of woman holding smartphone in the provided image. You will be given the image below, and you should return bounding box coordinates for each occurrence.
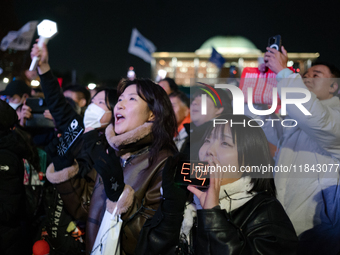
[136,114,298,255]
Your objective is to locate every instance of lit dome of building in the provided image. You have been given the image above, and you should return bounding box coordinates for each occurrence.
[195,35,261,55]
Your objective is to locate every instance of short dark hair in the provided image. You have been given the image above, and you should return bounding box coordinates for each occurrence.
[117,79,178,166]
[201,114,276,197]
[312,61,340,96]
[63,84,91,106]
[159,77,178,93]
[169,90,190,108]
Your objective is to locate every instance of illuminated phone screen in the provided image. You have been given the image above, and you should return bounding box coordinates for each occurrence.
[174,160,210,187]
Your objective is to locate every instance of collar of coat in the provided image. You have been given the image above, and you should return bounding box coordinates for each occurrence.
[105,122,153,158]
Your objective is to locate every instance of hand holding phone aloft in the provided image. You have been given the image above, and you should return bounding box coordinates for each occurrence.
[264,46,288,74]
[267,35,282,52]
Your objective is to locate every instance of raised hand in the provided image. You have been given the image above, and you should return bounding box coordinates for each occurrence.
[18,101,32,127]
[264,46,288,74]
[30,41,50,75]
[187,157,223,209]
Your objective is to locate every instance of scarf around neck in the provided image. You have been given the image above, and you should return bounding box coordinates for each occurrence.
[105,122,153,159]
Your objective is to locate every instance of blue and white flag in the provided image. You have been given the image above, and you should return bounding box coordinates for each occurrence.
[128,28,156,64]
[209,47,226,69]
[1,21,38,51]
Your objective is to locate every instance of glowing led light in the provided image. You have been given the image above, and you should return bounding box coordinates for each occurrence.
[3,78,9,83]
[29,19,58,71]
[31,80,40,86]
[88,83,96,90]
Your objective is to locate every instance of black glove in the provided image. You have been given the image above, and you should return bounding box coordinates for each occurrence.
[162,153,190,213]
[93,148,125,202]
[45,135,80,171]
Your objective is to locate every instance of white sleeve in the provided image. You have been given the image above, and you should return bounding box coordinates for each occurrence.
[277,73,340,153]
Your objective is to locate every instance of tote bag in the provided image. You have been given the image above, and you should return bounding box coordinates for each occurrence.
[91,205,123,255]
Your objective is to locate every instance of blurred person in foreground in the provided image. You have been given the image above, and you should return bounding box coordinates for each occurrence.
[264,46,340,255]
[169,91,191,152]
[0,100,30,255]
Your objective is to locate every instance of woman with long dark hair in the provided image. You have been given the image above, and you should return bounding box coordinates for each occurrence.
[87,78,178,254]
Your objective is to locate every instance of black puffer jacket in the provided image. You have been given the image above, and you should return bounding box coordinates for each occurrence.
[136,192,298,255]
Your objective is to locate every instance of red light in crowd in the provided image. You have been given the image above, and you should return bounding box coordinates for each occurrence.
[57,78,63,87]
[296,68,300,72]
[233,70,237,74]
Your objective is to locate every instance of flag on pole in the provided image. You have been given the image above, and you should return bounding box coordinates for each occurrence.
[1,21,38,51]
[209,47,226,69]
[128,28,156,64]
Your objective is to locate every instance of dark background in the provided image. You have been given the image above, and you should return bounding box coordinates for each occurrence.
[1,0,340,86]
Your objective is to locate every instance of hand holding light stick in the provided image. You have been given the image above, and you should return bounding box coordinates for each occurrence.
[29,19,58,71]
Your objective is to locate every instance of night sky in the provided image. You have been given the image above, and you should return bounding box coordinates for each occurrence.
[6,0,340,84]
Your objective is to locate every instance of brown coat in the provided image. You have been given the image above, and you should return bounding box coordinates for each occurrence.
[87,123,173,255]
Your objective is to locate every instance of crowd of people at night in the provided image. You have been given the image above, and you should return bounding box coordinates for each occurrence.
[0,40,340,255]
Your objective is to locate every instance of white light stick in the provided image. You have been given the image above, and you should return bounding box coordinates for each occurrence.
[29,19,58,71]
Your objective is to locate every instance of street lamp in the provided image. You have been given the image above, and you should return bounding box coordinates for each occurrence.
[29,19,58,71]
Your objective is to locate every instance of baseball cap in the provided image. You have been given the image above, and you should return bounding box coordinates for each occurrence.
[0,80,31,97]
